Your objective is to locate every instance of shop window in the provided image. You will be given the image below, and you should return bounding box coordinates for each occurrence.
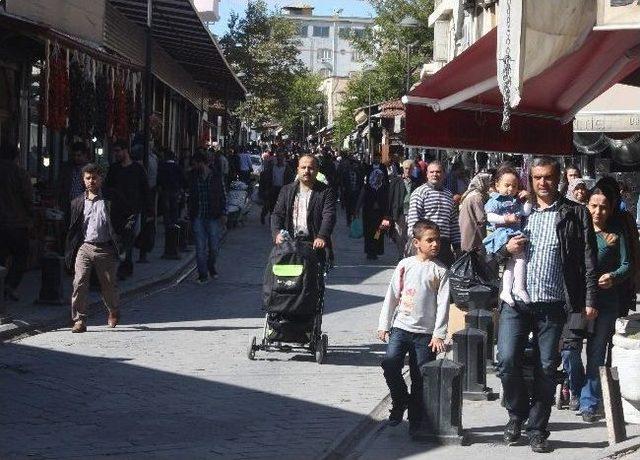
[313,26,330,37]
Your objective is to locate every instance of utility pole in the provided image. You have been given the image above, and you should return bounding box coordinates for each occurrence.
[143,0,153,168]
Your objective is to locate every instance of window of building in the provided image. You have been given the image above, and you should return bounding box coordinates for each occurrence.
[353,28,366,38]
[319,68,331,78]
[351,50,365,62]
[338,27,351,39]
[313,26,330,37]
[297,24,308,37]
[317,48,333,61]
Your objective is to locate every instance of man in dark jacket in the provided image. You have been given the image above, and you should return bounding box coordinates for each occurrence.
[388,160,417,261]
[188,153,227,283]
[157,150,187,230]
[105,139,150,279]
[271,155,337,259]
[497,156,598,454]
[0,143,33,308]
[65,163,134,333]
[338,155,364,226]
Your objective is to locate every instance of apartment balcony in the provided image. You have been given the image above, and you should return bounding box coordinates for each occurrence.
[429,0,456,27]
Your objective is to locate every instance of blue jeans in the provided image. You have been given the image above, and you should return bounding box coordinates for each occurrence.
[561,345,585,398]
[381,327,436,425]
[192,217,223,279]
[497,301,566,438]
[580,307,618,413]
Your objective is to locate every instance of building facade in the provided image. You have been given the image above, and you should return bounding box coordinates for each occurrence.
[281,5,374,79]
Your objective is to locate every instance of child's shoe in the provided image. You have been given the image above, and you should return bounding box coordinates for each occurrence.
[512,288,531,304]
[387,402,406,426]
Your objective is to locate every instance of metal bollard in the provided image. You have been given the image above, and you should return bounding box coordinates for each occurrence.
[36,253,66,305]
[465,309,495,363]
[411,358,467,445]
[452,327,495,400]
[162,224,181,260]
[0,266,10,323]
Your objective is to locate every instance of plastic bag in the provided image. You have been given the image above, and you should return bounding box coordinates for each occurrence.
[449,251,500,311]
[349,218,364,239]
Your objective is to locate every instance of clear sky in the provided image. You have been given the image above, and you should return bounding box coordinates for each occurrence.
[212,0,376,36]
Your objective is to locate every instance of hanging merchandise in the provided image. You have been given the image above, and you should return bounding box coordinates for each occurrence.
[106,67,115,139]
[46,43,69,131]
[94,64,108,140]
[113,70,129,141]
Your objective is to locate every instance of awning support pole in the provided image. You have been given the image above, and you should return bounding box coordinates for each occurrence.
[401,77,497,112]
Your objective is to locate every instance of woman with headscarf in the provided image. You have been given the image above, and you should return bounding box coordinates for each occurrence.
[358,162,390,260]
[458,172,493,253]
[565,178,589,205]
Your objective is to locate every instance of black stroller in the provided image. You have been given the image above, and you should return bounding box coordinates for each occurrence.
[247,238,328,364]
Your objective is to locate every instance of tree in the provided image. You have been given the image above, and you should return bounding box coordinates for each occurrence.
[333,0,434,148]
[280,72,324,141]
[219,0,306,129]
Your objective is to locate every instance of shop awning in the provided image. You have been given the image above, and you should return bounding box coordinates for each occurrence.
[109,0,245,99]
[403,27,640,155]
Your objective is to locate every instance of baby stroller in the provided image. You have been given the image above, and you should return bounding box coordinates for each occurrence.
[247,237,329,364]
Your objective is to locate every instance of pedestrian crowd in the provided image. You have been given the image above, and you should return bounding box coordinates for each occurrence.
[2,136,640,454]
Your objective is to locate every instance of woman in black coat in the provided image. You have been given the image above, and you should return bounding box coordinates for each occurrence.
[358,163,390,260]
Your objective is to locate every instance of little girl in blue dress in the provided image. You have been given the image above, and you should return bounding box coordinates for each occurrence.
[483,166,532,306]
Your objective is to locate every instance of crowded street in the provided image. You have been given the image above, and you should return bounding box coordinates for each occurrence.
[2,0,640,459]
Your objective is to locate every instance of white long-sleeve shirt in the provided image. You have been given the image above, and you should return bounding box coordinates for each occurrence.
[378,257,450,339]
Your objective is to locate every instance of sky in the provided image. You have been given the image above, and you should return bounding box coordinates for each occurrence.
[212,0,376,36]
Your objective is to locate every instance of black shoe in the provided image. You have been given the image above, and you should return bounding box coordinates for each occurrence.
[503,419,522,445]
[582,410,599,423]
[0,315,13,325]
[387,404,406,426]
[529,434,551,453]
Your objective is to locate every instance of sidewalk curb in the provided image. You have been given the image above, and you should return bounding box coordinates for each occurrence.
[1,254,196,343]
[320,371,411,460]
[598,437,640,459]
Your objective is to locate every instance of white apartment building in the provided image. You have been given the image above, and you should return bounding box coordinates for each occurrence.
[281,5,374,79]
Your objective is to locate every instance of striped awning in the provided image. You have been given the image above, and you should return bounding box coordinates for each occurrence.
[109,0,245,99]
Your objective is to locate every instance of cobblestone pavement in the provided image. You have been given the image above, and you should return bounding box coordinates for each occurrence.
[0,210,396,459]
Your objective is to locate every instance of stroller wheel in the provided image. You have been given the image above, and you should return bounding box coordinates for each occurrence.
[315,334,328,364]
[247,337,257,360]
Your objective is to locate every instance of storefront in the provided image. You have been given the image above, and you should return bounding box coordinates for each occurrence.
[0,0,244,266]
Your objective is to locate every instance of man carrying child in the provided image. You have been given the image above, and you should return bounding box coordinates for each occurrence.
[377,219,450,432]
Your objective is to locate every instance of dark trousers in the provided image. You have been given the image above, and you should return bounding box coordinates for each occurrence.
[0,226,29,290]
[381,327,436,425]
[162,190,180,229]
[343,190,359,226]
[497,301,566,438]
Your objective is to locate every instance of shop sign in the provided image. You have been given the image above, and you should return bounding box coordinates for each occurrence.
[574,113,640,132]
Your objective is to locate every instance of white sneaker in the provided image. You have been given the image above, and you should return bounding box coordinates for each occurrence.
[500,291,515,307]
[513,289,531,304]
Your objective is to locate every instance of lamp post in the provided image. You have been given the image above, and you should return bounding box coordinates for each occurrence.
[143,0,153,168]
[399,16,421,93]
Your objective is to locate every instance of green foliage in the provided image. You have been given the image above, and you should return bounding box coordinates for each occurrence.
[219,0,322,133]
[280,73,324,140]
[333,0,435,148]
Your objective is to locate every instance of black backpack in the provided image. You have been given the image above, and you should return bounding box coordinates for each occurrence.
[262,240,320,316]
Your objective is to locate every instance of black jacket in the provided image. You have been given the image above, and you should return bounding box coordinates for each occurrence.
[104,162,150,215]
[271,180,337,243]
[554,198,598,314]
[388,176,416,222]
[64,189,135,271]
[187,168,227,220]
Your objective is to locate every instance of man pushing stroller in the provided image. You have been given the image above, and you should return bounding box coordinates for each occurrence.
[271,154,337,262]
